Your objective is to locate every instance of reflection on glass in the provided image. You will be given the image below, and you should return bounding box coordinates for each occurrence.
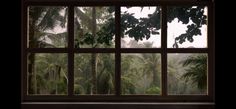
[27,53,68,95]
[74,53,115,95]
[121,53,161,95]
[167,6,207,48]
[74,7,115,48]
[28,6,68,48]
[121,7,161,48]
[167,53,207,95]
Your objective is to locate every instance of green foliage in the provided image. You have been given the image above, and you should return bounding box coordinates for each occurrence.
[121,7,161,41]
[29,6,68,48]
[121,51,161,94]
[28,6,208,95]
[74,7,115,48]
[167,54,207,94]
[74,84,85,94]
[121,6,207,47]
[74,54,115,94]
[145,86,161,94]
[97,54,115,94]
[121,76,136,94]
[181,54,207,90]
[29,7,67,31]
[74,54,92,94]
[96,18,115,46]
[30,53,68,94]
[167,6,207,46]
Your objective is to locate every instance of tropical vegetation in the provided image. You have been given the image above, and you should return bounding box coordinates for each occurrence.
[27,6,208,95]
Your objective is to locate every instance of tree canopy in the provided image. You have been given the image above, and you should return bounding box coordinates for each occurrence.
[121,6,207,48]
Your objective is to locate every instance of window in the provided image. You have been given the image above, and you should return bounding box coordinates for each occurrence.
[22,0,215,108]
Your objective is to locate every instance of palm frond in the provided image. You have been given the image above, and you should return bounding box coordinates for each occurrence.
[181,54,207,90]
[37,7,65,31]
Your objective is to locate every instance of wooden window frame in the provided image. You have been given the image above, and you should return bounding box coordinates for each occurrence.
[21,0,215,104]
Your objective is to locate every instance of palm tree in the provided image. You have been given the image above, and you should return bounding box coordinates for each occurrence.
[139,53,161,94]
[121,55,137,94]
[96,54,115,94]
[75,7,99,94]
[74,53,115,95]
[120,42,161,94]
[74,7,115,94]
[28,6,67,94]
[133,43,161,94]
[181,54,207,92]
[74,54,91,94]
[34,53,68,94]
[29,6,115,94]
[140,54,161,86]
[168,55,189,94]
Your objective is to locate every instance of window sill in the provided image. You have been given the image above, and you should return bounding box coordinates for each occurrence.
[22,102,215,109]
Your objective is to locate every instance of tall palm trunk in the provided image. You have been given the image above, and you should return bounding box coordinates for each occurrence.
[55,65,61,94]
[151,55,160,86]
[152,64,159,86]
[91,7,97,94]
[28,18,37,94]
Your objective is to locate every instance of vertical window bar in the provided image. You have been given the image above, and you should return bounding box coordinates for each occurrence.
[68,5,74,96]
[115,6,121,96]
[23,4,28,97]
[207,4,214,98]
[161,6,167,96]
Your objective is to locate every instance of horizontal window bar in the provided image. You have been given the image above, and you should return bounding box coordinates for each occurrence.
[167,48,208,53]
[23,95,213,102]
[26,48,68,53]
[22,102,215,105]
[27,48,68,53]
[26,48,208,53]
[24,0,212,6]
[73,48,116,53]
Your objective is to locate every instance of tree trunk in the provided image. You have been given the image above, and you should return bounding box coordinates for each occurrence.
[55,65,61,94]
[152,55,160,87]
[91,7,97,94]
[91,54,98,94]
[152,66,159,86]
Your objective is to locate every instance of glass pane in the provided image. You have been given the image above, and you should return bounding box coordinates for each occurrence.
[74,7,115,48]
[74,53,115,95]
[28,6,68,48]
[27,53,68,95]
[167,53,208,95]
[167,6,207,48]
[121,7,161,48]
[121,53,161,95]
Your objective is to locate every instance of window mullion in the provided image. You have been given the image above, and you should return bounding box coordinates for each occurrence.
[115,6,121,96]
[161,5,167,96]
[23,4,28,98]
[207,3,214,98]
[68,5,74,96]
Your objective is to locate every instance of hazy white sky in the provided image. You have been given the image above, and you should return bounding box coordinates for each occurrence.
[121,6,207,48]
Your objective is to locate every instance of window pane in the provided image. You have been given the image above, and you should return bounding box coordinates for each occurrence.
[167,6,207,48]
[27,53,68,95]
[74,53,115,95]
[74,7,115,48]
[121,53,161,95]
[28,6,68,48]
[121,7,161,48]
[167,53,208,95]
